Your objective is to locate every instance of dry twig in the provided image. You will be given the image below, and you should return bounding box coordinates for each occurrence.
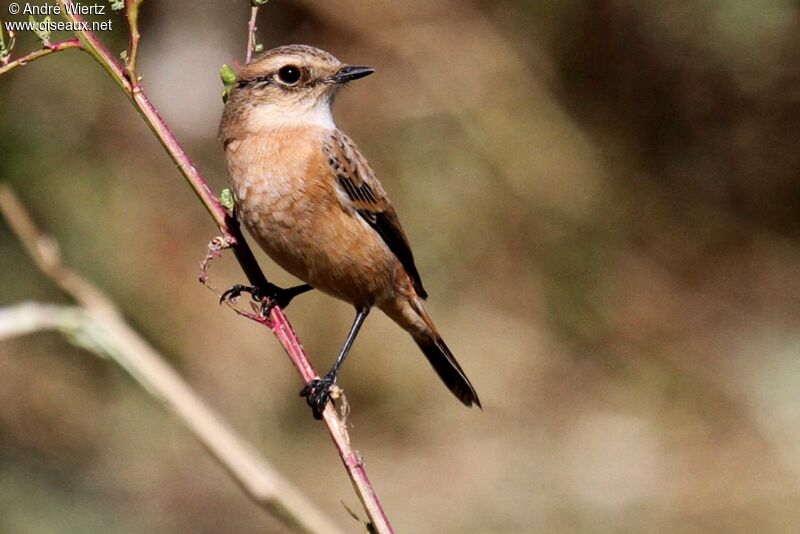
[1,1,393,531]
[0,185,345,534]
[0,38,82,76]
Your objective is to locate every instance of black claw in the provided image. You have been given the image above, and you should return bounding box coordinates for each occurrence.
[219,284,260,305]
[260,283,314,315]
[299,375,336,419]
[220,283,313,313]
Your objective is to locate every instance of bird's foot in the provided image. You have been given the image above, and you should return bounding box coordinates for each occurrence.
[219,283,260,304]
[300,374,341,419]
[220,283,312,315]
[265,283,313,314]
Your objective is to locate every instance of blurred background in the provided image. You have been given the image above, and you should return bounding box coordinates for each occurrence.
[2,0,800,532]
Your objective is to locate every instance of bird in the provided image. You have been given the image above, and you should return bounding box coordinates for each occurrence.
[219,44,480,418]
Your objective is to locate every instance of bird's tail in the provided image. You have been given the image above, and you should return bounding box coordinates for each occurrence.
[414,331,482,408]
[388,296,481,408]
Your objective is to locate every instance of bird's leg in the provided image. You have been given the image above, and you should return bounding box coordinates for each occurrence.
[261,283,314,315]
[219,206,313,313]
[220,282,313,314]
[301,307,370,419]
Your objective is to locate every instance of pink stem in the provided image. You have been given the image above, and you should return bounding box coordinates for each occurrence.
[53,1,394,531]
[0,39,82,76]
[270,309,394,532]
[246,6,258,64]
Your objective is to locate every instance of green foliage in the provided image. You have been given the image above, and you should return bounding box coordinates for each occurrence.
[219,64,237,103]
[109,0,124,11]
[29,16,51,46]
[0,22,15,64]
[220,188,235,212]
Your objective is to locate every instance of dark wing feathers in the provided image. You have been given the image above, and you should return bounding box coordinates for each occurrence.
[324,131,428,299]
[359,208,427,299]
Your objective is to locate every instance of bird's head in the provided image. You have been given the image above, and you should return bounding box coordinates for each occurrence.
[223,44,374,132]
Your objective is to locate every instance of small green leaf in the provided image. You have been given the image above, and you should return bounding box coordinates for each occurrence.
[109,0,125,11]
[30,15,51,45]
[220,188,235,211]
[120,49,128,61]
[220,64,237,84]
[0,22,14,63]
[254,43,264,53]
[220,64,237,103]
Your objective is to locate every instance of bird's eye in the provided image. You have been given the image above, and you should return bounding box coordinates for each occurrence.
[277,65,302,85]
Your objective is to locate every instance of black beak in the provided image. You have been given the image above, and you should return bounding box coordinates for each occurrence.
[326,65,375,84]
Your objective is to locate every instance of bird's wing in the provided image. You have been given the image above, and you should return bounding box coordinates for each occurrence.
[323,130,428,299]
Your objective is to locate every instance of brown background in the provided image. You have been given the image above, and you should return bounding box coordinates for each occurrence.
[2,1,800,532]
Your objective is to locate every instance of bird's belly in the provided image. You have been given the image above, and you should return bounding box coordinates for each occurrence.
[233,174,400,307]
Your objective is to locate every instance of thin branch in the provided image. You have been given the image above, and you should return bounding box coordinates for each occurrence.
[0,302,85,339]
[0,184,115,315]
[246,2,262,64]
[12,2,393,530]
[0,186,346,534]
[0,38,82,77]
[124,0,144,84]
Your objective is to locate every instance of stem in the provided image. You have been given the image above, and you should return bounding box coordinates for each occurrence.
[246,5,259,64]
[0,39,82,76]
[270,310,393,532]
[56,0,231,235]
[124,0,143,84]
[0,187,346,534]
[50,1,394,531]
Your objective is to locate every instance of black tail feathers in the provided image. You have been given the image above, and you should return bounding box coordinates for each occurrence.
[415,334,481,408]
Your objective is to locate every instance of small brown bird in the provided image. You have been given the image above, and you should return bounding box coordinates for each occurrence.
[220,45,480,418]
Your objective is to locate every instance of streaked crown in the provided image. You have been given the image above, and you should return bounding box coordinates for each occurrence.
[221,44,374,135]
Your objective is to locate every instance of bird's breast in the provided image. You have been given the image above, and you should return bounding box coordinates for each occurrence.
[224,127,401,306]
[226,127,323,260]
